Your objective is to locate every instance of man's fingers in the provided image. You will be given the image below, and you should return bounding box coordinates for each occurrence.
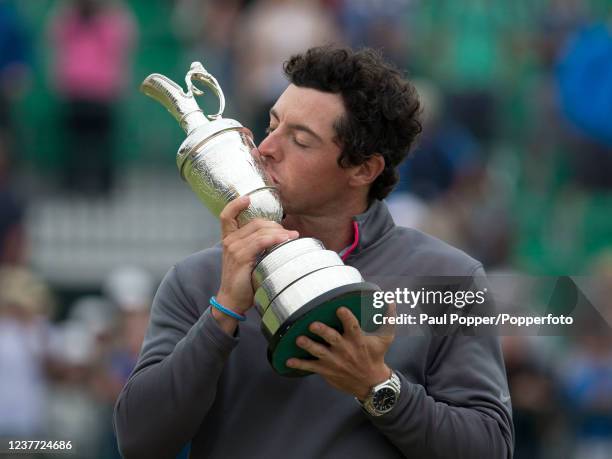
[337,307,362,339]
[233,228,298,263]
[309,321,342,347]
[286,357,323,374]
[219,195,251,236]
[224,219,288,245]
[296,336,331,359]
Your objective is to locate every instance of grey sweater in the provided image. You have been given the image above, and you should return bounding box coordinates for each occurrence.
[114,200,514,458]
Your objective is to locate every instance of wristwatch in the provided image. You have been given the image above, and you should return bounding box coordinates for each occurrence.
[358,371,401,416]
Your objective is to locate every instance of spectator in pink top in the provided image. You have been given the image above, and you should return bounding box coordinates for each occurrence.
[49,0,137,195]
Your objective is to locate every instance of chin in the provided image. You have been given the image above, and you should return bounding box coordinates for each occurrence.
[279,198,291,213]
[279,199,296,215]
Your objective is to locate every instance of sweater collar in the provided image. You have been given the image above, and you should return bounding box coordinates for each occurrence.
[345,199,395,258]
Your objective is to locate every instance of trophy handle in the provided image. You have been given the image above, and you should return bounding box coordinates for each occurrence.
[185,62,226,121]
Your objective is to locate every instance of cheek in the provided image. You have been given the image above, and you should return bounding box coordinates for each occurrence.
[297,165,335,188]
[283,149,346,193]
[303,155,342,178]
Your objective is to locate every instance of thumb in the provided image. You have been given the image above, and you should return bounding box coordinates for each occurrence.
[377,301,397,340]
[219,195,250,237]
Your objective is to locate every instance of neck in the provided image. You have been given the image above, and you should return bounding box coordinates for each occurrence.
[283,199,369,253]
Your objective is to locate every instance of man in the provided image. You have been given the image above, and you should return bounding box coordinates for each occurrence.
[114,47,513,458]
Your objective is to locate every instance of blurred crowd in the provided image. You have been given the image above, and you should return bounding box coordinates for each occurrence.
[0,264,152,458]
[1,0,611,458]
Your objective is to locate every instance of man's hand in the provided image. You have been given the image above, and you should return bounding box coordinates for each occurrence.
[214,196,298,332]
[286,306,395,400]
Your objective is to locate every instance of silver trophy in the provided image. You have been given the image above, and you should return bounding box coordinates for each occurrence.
[141,62,381,376]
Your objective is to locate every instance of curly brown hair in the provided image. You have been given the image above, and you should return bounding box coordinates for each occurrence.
[283,46,422,201]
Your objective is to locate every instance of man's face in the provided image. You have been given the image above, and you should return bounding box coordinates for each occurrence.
[256,84,353,216]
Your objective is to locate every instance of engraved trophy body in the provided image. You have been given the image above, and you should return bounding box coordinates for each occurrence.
[141,63,381,376]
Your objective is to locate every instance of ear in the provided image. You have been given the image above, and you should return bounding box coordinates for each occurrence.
[348,154,385,188]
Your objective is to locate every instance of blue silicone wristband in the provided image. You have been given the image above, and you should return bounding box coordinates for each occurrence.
[210,296,247,321]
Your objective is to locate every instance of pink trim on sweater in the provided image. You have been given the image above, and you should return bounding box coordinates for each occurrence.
[340,220,359,261]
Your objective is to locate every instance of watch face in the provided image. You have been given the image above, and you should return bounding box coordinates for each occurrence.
[372,387,397,412]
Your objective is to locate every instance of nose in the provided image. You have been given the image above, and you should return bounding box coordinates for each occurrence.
[258,129,283,163]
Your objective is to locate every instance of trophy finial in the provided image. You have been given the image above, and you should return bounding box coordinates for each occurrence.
[185,62,225,120]
[140,62,225,134]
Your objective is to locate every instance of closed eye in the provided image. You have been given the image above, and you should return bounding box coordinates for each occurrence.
[293,137,309,148]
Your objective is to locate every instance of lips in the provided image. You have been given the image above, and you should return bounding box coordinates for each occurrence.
[265,167,280,186]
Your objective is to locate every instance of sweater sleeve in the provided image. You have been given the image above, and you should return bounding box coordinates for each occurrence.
[367,266,514,458]
[113,264,239,459]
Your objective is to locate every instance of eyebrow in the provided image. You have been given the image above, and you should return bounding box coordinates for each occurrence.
[269,108,324,144]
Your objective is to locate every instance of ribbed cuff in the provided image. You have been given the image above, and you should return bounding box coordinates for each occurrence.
[198,307,240,358]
